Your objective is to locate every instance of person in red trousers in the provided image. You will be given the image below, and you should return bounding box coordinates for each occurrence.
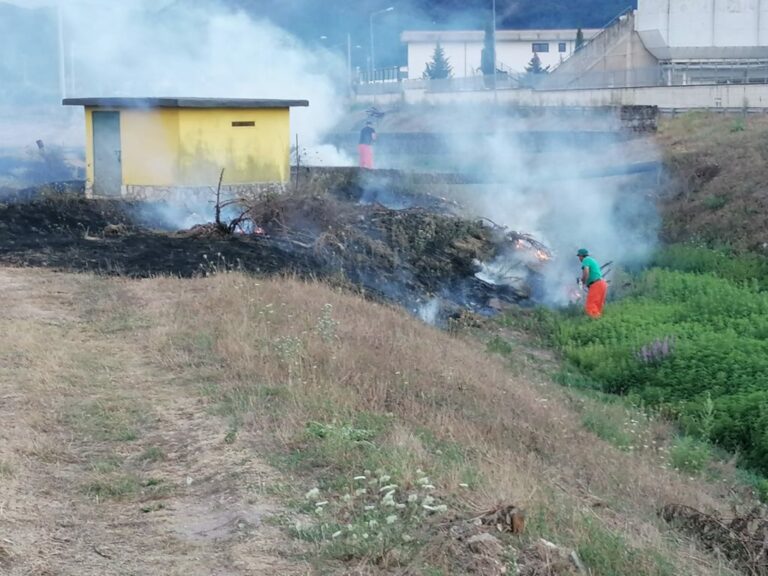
[577,248,607,318]
[358,121,376,169]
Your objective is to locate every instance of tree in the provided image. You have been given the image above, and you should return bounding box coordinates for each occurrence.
[575,27,585,51]
[423,43,453,80]
[525,53,549,74]
[480,21,495,76]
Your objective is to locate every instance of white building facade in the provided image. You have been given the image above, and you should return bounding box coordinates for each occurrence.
[635,0,768,84]
[636,0,768,59]
[401,28,601,80]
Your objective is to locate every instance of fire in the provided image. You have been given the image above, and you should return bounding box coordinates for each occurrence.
[535,250,551,262]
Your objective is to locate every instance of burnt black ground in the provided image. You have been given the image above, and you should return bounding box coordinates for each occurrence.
[0,196,322,278]
[0,182,540,321]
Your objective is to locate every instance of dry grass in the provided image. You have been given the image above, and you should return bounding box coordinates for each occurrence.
[0,264,754,574]
[140,270,749,575]
[0,268,308,576]
[657,112,768,250]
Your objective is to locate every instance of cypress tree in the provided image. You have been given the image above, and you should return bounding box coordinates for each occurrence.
[423,43,453,80]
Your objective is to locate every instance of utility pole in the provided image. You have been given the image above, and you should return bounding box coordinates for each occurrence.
[370,6,394,82]
[347,33,352,94]
[492,0,498,103]
[57,3,66,100]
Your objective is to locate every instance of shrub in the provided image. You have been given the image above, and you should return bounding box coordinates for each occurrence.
[550,263,768,474]
[669,437,712,475]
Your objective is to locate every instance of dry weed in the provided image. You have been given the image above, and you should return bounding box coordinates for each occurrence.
[141,271,746,575]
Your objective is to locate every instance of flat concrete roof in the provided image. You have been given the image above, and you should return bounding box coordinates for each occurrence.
[62,97,309,109]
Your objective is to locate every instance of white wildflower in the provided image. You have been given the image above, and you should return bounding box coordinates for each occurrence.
[402,534,413,542]
[396,503,406,509]
[369,520,378,528]
[332,530,343,539]
[355,488,367,496]
[379,484,398,492]
[342,494,352,502]
[416,477,430,485]
[304,488,321,501]
[407,493,419,503]
[435,504,448,512]
[422,495,435,506]
[378,475,391,484]
[354,475,367,481]
[363,533,369,539]
[315,501,328,507]
[422,484,436,491]
[364,505,376,511]
[386,515,397,524]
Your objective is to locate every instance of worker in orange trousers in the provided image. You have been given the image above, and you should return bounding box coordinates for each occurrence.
[577,248,607,318]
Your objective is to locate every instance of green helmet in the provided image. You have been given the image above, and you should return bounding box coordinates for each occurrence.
[577,248,589,257]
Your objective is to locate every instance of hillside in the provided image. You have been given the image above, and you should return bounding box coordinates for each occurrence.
[657,113,768,252]
[0,263,763,575]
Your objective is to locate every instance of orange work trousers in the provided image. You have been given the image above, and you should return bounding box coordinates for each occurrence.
[358,144,374,169]
[585,279,607,318]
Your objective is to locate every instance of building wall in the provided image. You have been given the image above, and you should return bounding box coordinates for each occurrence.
[407,37,584,79]
[542,12,660,89]
[637,0,768,58]
[84,107,181,189]
[176,108,290,186]
[121,109,180,186]
[84,106,291,192]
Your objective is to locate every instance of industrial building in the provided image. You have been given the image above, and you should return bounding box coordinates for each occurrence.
[63,97,308,198]
[391,0,768,97]
[546,0,768,89]
[401,28,601,80]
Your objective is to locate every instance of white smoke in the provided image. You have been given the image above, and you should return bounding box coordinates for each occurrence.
[416,298,440,325]
[4,0,352,163]
[428,106,659,306]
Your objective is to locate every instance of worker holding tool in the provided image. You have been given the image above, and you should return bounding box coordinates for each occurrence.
[577,248,607,318]
[358,120,377,169]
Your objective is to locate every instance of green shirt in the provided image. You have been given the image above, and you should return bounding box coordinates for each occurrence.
[582,256,602,285]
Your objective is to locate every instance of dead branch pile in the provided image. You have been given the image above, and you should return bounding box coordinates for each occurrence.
[234,191,549,312]
[661,503,768,574]
[473,504,527,534]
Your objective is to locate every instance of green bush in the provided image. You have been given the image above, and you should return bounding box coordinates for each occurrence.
[550,262,768,474]
[669,437,712,475]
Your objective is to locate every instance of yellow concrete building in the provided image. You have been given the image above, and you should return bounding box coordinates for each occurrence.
[63,97,309,197]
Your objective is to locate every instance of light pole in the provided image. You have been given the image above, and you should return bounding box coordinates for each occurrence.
[369,6,394,82]
[492,0,498,100]
[57,2,66,100]
[492,0,497,73]
[321,34,360,95]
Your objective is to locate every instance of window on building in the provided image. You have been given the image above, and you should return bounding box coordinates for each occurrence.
[532,42,549,53]
[558,42,567,53]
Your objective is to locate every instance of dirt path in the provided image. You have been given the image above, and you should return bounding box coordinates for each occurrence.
[0,267,307,575]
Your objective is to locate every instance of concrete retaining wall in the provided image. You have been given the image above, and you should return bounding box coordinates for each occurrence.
[356,83,768,110]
